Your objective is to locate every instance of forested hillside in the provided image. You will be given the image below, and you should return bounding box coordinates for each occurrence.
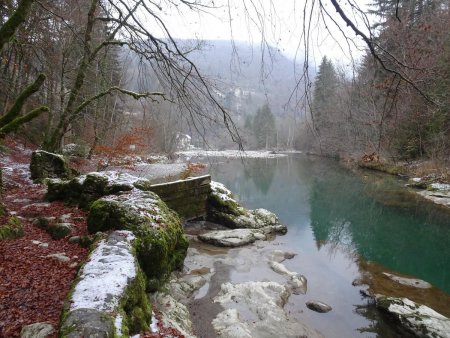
[309,0,450,163]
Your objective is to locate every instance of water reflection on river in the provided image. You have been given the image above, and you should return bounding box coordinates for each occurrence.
[190,154,450,337]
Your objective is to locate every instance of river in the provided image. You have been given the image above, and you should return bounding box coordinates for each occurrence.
[185,154,450,338]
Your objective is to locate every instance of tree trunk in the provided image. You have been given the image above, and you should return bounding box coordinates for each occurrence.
[0,0,35,51]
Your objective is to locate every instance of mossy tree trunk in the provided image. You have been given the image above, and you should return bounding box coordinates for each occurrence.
[0,0,48,138]
[0,0,35,51]
[0,74,49,137]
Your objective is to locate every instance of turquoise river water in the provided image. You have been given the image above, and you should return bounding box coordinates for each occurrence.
[196,154,450,338]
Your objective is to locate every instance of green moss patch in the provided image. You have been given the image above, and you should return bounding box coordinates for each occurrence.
[0,216,24,240]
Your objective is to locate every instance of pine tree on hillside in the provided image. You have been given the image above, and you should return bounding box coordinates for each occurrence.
[312,56,338,135]
[253,103,276,149]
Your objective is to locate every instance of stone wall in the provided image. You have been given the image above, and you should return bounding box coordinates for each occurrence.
[148,175,211,220]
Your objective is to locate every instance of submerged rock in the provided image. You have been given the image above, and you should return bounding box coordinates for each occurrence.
[20,322,55,338]
[207,181,285,230]
[376,296,450,338]
[268,259,307,295]
[268,250,296,263]
[306,300,332,313]
[212,281,323,338]
[382,272,432,289]
[30,150,72,183]
[198,226,285,247]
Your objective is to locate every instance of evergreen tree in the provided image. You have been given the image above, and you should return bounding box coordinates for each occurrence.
[312,56,338,134]
[253,103,276,149]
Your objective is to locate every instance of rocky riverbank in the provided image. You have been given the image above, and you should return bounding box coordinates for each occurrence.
[3,141,450,338]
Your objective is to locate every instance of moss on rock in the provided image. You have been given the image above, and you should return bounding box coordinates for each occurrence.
[207,181,284,230]
[88,191,188,291]
[46,171,153,209]
[47,222,72,239]
[119,266,152,335]
[30,150,72,183]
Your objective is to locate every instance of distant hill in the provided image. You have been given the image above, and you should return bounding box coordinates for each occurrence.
[123,39,310,119]
[185,39,307,118]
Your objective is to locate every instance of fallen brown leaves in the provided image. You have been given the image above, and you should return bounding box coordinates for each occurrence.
[0,137,89,337]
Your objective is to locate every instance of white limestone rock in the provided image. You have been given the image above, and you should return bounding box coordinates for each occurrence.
[377,296,450,338]
[212,281,323,338]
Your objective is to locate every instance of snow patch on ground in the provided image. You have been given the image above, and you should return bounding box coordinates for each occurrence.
[70,231,137,312]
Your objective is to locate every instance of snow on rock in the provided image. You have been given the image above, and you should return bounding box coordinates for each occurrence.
[62,230,151,338]
[376,296,450,338]
[87,189,189,292]
[101,189,161,220]
[70,231,137,312]
[210,181,234,202]
[208,181,286,231]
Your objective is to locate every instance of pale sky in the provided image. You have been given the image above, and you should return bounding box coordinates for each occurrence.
[145,0,371,68]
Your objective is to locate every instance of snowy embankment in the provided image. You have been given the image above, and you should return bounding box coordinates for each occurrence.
[176,149,288,159]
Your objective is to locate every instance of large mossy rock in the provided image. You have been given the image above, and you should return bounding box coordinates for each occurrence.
[88,190,188,291]
[30,150,72,183]
[376,296,450,338]
[61,231,151,338]
[47,171,152,208]
[207,181,285,230]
